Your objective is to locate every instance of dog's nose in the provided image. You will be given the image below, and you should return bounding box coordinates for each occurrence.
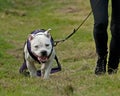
[41,50,47,56]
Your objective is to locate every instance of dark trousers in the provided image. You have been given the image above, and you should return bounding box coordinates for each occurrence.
[90,0,120,69]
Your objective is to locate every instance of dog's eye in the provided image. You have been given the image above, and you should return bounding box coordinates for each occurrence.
[34,45,39,48]
[45,44,49,47]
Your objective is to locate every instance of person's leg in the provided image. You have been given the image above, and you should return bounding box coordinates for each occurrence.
[108,0,120,74]
[90,0,109,75]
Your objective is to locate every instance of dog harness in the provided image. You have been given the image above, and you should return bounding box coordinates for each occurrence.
[19,29,61,76]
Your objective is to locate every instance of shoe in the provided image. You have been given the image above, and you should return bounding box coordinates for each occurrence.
[108,56,119,75]
[95,56,107,75]
[108,68,117,75]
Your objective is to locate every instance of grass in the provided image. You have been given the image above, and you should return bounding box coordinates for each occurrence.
[0,0,120,96]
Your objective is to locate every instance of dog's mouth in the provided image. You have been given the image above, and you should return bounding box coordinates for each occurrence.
[37,56,48,63]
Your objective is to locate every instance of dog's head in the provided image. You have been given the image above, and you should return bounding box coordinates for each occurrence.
[28,29,53,62]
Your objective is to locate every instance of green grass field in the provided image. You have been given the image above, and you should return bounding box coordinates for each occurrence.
[0,0,120,96]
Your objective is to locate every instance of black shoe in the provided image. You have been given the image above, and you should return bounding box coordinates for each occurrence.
[95,56,107,75]
[108,68,117,75]
[108,55,119,75]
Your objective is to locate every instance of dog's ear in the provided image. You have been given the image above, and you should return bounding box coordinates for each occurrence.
[44,28,51,38]
[28,34,34,41]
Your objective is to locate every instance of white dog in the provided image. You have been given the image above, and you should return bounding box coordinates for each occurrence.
[23,29,56,79]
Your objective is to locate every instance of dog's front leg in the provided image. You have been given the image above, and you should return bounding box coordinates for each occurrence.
[43,62,52,79]
[41,63,46,77]
[26,61,37,77]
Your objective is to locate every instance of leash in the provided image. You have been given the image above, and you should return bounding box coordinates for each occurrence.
[54,0,100,46]
[54,11,92,46]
